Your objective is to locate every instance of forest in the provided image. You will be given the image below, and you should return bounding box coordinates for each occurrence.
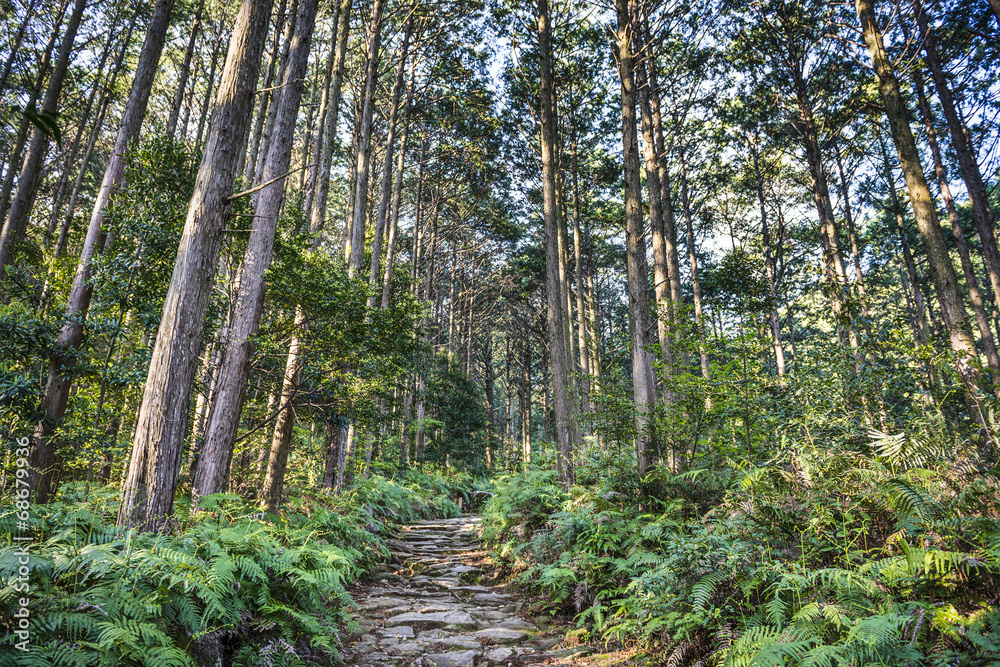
[0,0,998,664]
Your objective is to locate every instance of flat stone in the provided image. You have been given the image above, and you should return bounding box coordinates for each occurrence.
[422,649,480,667]
[472,592,509,603]
[477,610,508,621]
[436,636,481,650]
[385,642,424,655]
[485,647,515,662]
[379,626,415,639]
[475,627,529,644]
[499,618,535,630]
[384,610,476,629]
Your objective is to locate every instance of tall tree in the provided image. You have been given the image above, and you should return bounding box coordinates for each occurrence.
[119,0,277,532]
[538,0,575,485]
[345,0,389,276]
[193,0,319,502]
[28,0,177,503]
[616,0,657,478]
[856,0,982,404]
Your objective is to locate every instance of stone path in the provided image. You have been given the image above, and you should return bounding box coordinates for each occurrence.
[341,516,594,666]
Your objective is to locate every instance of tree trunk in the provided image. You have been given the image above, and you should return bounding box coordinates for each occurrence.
[261,309,305,512]
[749,142,786,376]
[304,12,340,219]
[636,48,675,407]
[118,0,277,531]
[832,139,873,334]
[28,0,176,504]
[679,147,710,381]
[45,4,132,244]
[244,0,287,180]
[254,0,298,183]
[193,0,319,501]
[569,92,590,416]
[0,0,66,229]
[309,0,351,232]
[792,70,855,351]
[346,0,389,277]
[617,0,657,478]
[914,72,1000,384]
[915,0,1000,315]
[381,60,417,308]
[195,20,226,148]
[167,0,205,137]
[538,0,575,485]
[0,0,87,279]
[857,0,982,404]
[0,0,38,95]
[367,11,414,303]
[643,19,683,322]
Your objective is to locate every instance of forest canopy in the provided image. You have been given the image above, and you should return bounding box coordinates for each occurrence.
[0,0,998,664]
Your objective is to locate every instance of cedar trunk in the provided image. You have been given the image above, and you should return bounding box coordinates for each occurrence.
[118,0,277,532]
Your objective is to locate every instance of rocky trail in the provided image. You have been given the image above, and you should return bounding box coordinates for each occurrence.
[340,516,599,667]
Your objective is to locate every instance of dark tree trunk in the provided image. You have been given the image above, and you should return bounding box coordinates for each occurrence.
[194,0,319,501]
[538,0,575,485]
[118,0,277,532]
[617,0,657,477]
[915,0,1000,317]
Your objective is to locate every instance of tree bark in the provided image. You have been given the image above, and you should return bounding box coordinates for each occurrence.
[261,309,305,512]
[118,0,276,531]
[636,48,675,407]
[914,72,1000,384]
[832,139,872,334]
[254,0,298,183]
[245,0,287,180]
[679,148,709,381]
[538,0,575,485]
[346,0,389,277]
[381,60,417,308]
[0,0,66,229]
[0,0,38,96]
[167,0,205,138]
[28,0,176,504]
[195,19,226,148]
[309,0,351,233]
[617,0,657,478]
[749,141,786,376]
[914,0,1000,316]
[367,11,414,302]
[857,0,982,403]
[45,5,132,244]
[303,10,340,219]
[193,0,319,501]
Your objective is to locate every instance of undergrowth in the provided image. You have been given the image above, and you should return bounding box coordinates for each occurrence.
[0,471,470,666]
[481,434,1000,666]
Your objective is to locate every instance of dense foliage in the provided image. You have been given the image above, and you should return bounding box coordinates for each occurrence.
[483,397,1000,663]
[0,471,472,666]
